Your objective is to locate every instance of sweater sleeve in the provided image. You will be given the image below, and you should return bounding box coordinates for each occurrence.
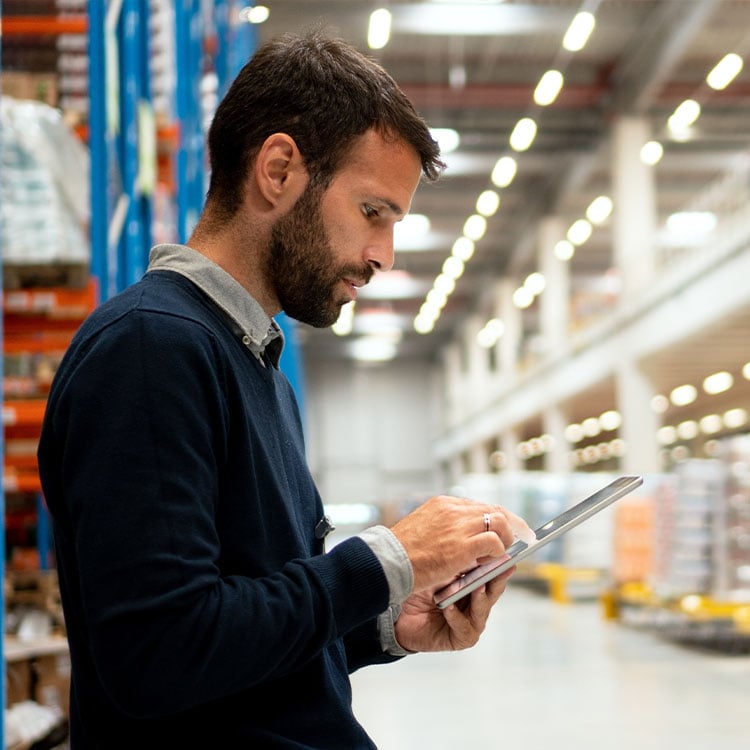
[38,308,391,719]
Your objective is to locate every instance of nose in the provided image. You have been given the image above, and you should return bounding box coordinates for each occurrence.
[366,230,395,273]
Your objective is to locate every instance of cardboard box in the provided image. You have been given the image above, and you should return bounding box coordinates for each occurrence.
[5,657,33,707]
[32,652,71,717]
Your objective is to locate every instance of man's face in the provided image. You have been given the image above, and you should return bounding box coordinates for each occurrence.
[266,130,423,328]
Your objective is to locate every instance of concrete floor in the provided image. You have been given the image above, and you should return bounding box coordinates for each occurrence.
[351,587,750,749]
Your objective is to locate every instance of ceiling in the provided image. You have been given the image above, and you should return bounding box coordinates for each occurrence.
[257,0,750,377]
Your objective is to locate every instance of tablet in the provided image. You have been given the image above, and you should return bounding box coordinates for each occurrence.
[433,474,643,609]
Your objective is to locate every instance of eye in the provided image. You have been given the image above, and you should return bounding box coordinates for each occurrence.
[362,204,380,219]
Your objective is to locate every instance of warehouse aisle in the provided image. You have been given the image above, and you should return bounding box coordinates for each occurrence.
[351,586,750,749]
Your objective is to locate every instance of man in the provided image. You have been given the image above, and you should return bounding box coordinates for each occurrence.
[38,32,529,748]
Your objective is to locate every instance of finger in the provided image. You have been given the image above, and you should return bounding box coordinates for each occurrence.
[480,510,515,548]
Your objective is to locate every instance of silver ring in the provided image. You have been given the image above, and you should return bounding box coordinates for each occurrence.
[483,513,491,532]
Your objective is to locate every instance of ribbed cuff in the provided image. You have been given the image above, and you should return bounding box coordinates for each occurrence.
[357,525,414,606]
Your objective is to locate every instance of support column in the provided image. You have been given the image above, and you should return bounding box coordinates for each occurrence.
[543,405,570,475]
[616,360,661,473]
[501,428,522,473]
[538,216,569,358]
[612,116,657,298]
[496,278,521,383]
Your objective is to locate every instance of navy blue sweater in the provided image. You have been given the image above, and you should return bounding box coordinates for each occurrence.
[38,270,395,748]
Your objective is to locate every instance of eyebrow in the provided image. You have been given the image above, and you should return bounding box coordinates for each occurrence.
[368,195,408,218]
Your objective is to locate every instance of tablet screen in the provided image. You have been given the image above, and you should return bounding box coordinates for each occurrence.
[433,474,643,609]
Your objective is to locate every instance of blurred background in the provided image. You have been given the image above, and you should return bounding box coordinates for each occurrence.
[1,1,749,747]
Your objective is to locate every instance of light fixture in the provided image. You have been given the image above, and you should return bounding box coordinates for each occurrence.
[677,420,699,441]
[650,394,670,413]
[562,11,596,52]
[668,99,701,134]
[640,140,664,166]
[706,52,743,91]
[743,362,750,381]
[332,301,355,336]
[509,117,537,152]
[476,190,500,217]
[564,423,584,443]
[703,371,733,395]
[350,335,397,362]
[463,214,487,241]
[414,315,435,334]
[666,211,717,234]
[367,8,392,50]
[393,214,431,249]
[724,408,748,429]
[452,237,475,261]
[670,384,698,407]
[434,273,456,295]
[512,286,534,309]
[657,426,677,446]
[442,256,465,280]
[477,318,505,349]
[524,272,546,296]
[699,414,723,435]
[554,240,575,261]
[534,70,564,106]
[239,5,270,23]
[430,127,460,153]
[491,156,517,188]
[600,410,622,431]
[567,218,592,246]
[581,417,601,438]
[586,195,613,225]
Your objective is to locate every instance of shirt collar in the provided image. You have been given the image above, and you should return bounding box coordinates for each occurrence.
[146,243,284,368]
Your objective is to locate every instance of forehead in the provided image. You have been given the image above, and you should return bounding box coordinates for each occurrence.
[329,129,423,213]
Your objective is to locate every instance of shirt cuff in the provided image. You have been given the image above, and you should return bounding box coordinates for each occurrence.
[357,525,413,607]
[377,605,414,657]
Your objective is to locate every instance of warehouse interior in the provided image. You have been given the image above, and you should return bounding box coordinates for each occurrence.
[1,1,749,747]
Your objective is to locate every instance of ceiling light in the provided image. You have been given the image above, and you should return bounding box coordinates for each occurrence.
[657,426,677,445]
[699,414,723,434]
[743,362,750,380]
[706,52,743,91]
[476,190,500,217]
[677,420,699,441]
[703,371,733,395]
[534,69,564,106]
[350,335,397,362]
[442,256,465,280]
[476,318,505,349]
[332,301,355,336]
[512,286,534,309]
[562,11,596,52]
[452,237,475,261]
[368,8,392,49]
[724,408,748,429]
[239,5,270,23]
[393,214,431,250]
[554,240,575,261]
[668,99,701,134]
[414,315,435,334]
[651,394,670,413]
[586,195,613,225]
[599,410,622,431]
[434,273,456,295]
[524,272,545,296]
[567,218,592,245]
[564,423,584,443]
[670,384,697,407]
[582,417,601,438]
[491,156,517,188]
[509,117,537,152]
[463,214,487,241]
[426,288,448,309]
[640,140,664,166]
[430,127,460,153]
[666,211,717,234]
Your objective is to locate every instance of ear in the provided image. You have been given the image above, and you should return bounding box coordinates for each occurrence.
[254,133,308,209]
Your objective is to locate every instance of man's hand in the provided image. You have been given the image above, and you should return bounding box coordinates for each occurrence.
[390,495,531,593]
[393,567,514,652]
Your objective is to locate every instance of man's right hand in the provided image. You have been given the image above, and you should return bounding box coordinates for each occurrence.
[390,495,531,594]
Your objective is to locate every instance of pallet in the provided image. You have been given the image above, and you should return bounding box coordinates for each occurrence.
[4,262,90,290]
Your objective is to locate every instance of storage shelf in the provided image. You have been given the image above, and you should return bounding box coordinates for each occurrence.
[2,15,88,36]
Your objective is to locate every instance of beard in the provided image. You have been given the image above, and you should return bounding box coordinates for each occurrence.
[266,183,373,328]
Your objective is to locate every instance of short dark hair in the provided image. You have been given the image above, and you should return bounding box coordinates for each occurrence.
[205,31,445,220]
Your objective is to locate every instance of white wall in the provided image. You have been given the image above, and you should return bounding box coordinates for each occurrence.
[303,358,443,505]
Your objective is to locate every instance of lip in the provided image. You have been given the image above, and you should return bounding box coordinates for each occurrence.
[342,277,365,300]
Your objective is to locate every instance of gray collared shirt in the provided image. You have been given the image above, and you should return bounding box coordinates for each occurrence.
[146,243,414,656]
